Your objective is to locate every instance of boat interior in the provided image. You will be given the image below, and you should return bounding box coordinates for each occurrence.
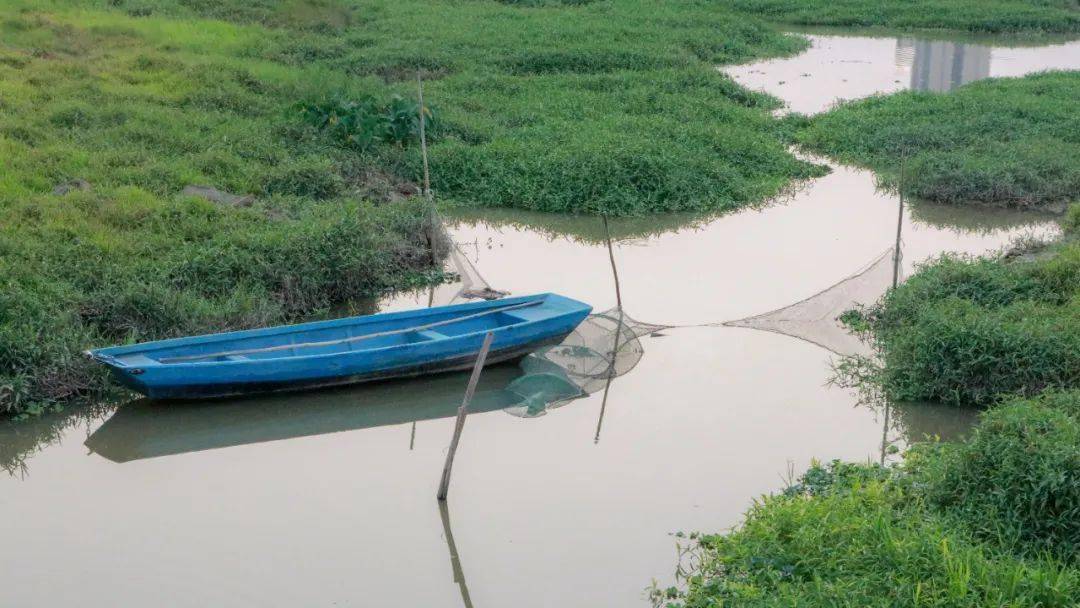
[109,302,550,366]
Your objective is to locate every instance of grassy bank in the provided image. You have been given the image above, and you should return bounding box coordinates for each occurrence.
[0,5,451,416]
[841,209,1079,408]
[39,0,824,216]
[796,71,1080,210]
[728,0,1080,34]
[660,390,1080,607]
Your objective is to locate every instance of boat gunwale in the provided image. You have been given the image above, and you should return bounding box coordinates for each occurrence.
[88,293,587,369]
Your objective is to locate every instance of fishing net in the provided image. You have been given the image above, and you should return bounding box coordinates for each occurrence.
[723,248,899,357]
[447,243,508,302]
[502,307,665,418]
[530,307,666,393]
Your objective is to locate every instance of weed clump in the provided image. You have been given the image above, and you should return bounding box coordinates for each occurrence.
[299,95,438,151]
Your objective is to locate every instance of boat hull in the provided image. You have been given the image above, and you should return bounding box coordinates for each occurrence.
[88,293,591,401]
[107,332,569,400]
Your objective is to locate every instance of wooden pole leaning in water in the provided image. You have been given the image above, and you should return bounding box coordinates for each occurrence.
[437,331,495,501]
[602,215,623,309]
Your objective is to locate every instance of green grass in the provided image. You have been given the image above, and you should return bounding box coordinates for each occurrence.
[39,0,826,217]
[797,71,1080,210]
[662,391,1080,607]
[0,5,456,416]
[728,0,1080,34]
[845,223,1079,408]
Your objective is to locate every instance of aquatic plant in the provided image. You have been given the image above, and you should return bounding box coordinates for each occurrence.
[798,71,1080,210]
[4,0,822,217]
[299,95,439,151]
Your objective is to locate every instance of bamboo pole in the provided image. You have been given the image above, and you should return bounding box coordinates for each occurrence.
[417,74,441,266]
[892,156,905,289]
[417,74,432,202]
[595,217,625,443]
[602,215,623,309]
[437,331,494,501]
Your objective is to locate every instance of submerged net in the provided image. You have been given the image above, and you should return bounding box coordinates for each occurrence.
[723,247,899,357]
[503,307,665,417]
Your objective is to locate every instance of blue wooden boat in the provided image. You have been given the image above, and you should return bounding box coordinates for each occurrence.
[85,293,591,400]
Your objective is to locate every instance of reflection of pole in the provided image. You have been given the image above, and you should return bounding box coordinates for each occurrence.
[438,500,475,608]
[438,332,495,500]
[892,157,905,289]
[412,285,437,450]
[594,373,614,444]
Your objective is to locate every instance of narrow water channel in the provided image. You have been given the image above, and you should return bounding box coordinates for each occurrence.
[0,31,1072,608]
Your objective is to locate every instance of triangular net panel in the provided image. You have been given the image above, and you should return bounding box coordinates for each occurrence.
[447,243,508,302]
[724,247,899,357]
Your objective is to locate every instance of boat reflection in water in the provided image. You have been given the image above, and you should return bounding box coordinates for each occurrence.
[86,364,528,463]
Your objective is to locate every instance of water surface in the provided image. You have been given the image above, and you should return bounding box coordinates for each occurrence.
[1,30,1070,608]
[725,33,1080,114]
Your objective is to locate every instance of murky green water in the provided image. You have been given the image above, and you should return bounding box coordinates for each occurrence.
[0,32,1070,607]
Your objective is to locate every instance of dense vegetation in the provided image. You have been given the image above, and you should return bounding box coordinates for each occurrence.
[914,390,1080,561]
[728,0,1080,34]
[843,214,1079,407]
[51,0,824,216]
[0,3,455,416]
[659,391,1080,607]
[797,71,1080,210]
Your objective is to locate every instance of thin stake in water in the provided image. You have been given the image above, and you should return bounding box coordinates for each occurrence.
[437,331,495,501]
[892,155,906,289]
